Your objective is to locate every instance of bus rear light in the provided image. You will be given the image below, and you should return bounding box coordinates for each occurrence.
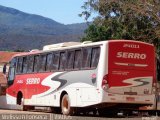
[102,74,109,91]
[126,97,135,101]
[152,82,157,94]
[152,87,156,94]
[108,93,114,96]
[153,82,156,87]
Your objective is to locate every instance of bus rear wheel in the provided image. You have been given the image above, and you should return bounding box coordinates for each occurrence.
[61,94,75,115]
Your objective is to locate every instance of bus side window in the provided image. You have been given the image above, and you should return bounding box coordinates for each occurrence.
[22,57,28,73]
[8,57,17,85]
[46,53,53,71]
[52,53,59,71]
[59,52,66,71]
[91,47,100,68]
[27,56,34,73]
[39,54,47,72]
[66,51,74,70]
[33,55,39,73]
[16,57,23,74]
[74,50,81,70]
[82,48,92,69]
[10,58,17,68]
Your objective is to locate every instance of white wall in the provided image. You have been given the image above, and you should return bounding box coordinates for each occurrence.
[0,65,3,73]
[0,64,9,73]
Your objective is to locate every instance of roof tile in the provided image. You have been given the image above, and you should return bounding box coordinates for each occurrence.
[0,51,20,63]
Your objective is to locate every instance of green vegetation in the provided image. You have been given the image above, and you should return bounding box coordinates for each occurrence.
[80,0,160,53]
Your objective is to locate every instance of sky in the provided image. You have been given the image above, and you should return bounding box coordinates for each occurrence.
[0,0,94,24]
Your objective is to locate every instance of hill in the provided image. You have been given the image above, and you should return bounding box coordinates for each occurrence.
[0,5,88,51]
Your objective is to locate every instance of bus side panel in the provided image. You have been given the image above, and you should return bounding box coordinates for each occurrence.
[7,73,51,105]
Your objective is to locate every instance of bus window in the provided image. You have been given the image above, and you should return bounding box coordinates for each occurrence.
[91,47,100,68]
[8,58,17,86]
[82,48,92,69]
[39,54,47,72]
[46,53,53,71]
[74,50,81,69]
[66,51,74,70]
[16,57,23,74]
[27,56,34,73]
[52,53,59,71]
[22,57,28,73]
[10,58,17,68]
[33,55,39,73]
[59,52,66,71]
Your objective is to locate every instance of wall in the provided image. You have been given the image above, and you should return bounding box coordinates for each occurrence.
[0,63,9,73]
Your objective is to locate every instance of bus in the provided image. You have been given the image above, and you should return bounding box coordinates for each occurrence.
[6,40,156,115]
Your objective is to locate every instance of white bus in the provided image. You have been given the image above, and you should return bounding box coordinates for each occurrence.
[6,40,156,115]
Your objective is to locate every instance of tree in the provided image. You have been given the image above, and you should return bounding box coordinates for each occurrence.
[80,0,160,53]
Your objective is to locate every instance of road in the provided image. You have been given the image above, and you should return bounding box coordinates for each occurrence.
[0,109,159,120]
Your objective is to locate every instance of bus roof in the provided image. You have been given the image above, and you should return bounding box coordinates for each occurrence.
[108,39,153,46]
[11,40,153,58]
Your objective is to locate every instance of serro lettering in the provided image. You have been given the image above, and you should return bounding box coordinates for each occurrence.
[117,52,146,59]
[26,78,40,84]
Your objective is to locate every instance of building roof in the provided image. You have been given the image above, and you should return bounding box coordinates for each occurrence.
[0,51,20,85]
[0,51,20,63]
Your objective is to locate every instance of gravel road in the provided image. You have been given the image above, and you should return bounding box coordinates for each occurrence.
[0,109,159,120]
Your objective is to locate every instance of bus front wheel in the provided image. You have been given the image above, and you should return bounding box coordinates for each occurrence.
[61,94,75,115]
[17,92,34,111]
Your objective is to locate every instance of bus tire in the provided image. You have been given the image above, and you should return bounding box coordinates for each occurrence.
[61,94,74,115]
[17,92,34,111]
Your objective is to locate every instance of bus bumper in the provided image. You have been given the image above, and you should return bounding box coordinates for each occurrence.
[102,93,156,109]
